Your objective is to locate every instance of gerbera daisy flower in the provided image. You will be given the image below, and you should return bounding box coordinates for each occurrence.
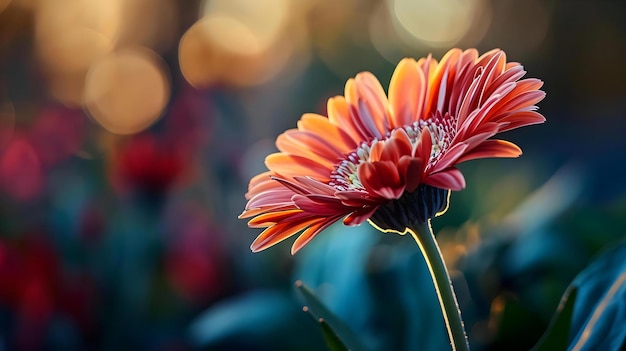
[240,48,545,254]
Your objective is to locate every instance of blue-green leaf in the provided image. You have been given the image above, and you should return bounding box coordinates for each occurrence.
[532,287,578,351]
[317,317,349,351]
[188,290,325,350]
[566,240,626,350]
[296,281,367,351]
[535,240,626,351]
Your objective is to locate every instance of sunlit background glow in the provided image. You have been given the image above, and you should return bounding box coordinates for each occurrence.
[180,0,306,87]
[83,48,170,135]
[8,0,554,134]
[390,0,488,48]
[0,0,625,350]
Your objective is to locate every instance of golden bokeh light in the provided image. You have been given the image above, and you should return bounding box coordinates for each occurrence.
[389,0,487,48]
[35,0,121,45]
[116,0,178,52]
[369,1,407,64]
[178,18,222,88]
[83,48,170,135]
[201,0,289,53]
[7,0,33,10]
[308,0,379,77]
[36,27,113,106]
[371,0,491,63]
[203,14,263,57]
[0,0,11,15]
[179,10,305,88]
[34,0,121,106]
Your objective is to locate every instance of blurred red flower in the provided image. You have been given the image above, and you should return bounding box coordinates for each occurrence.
[111,133,187,194]
[28,106,85,168]
[0,235,93,350]
[164,202,226,303]
[164,85,213,156]
[0,105,85,202]
[0,136,43,201]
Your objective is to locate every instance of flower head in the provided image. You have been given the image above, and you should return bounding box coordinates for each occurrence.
[240,48,545,254]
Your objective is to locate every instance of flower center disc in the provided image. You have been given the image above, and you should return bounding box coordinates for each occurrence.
[329,116,454,192]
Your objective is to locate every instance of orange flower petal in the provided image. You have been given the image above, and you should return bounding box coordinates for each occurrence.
[369,140,384,162]
[414,127,432,162]
[246,189,295,209]
[355,72,390,136]
[291,216,343,254]
[496,111,546,133]
[399,156,424,193]
[491,90,546,118]
[345,75,391,140]
[456,139,522,164]
[265,153,331,181]
[430,143,468,173]
[245,172,274,197]
[358,161,405,199]
[424,168,466,191]
[343,207,379,226]
[293,176,337,195]
[239,204,295,219]
[292,194,346,216]
[424,48,461,116]
[474,50,506,106]
[247,209,306,228]
[327,96,364,144]
[276,130,344,165]
[335,190,380,206]
[455,121,499,148]
[270,176,312,195]
[298,113,359,152]
[483,65,526,98]
[250,217,320,252]
[389,58,426,128]
[379,129,412,163]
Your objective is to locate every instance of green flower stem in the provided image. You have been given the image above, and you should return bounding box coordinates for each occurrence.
[408,221,470,351]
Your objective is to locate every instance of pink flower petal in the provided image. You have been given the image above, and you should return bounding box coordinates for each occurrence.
[298,112,359,151]
[456,140,522,164]
[399,156,424,193]
[358,161,405,199]
[343,207,379,226]
[424,168,466,191]
[291,217,343,254]
[250,217,319,252]
[327,96,365,144]
[265,153,330,181]
[379,129,412,163]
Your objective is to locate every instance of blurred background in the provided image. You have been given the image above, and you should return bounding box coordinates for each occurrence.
[0,0,625,350]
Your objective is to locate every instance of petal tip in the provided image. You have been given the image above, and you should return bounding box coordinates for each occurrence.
[290,244,301,255]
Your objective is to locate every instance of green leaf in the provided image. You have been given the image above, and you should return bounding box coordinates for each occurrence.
[317,317,349,351]
[295,281,367,351]
[532,287,578,351]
